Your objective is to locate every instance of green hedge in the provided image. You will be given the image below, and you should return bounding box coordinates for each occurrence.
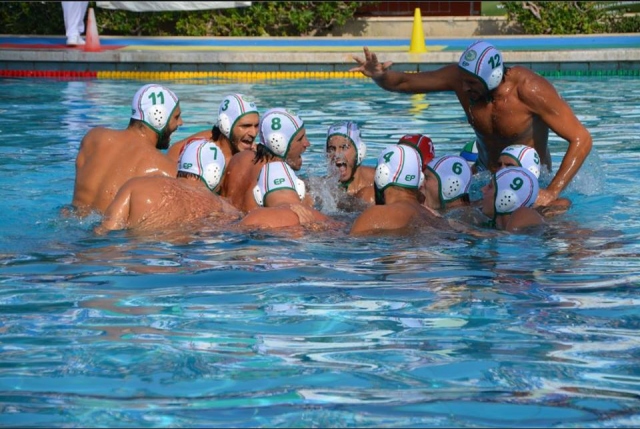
[502,1,640,34]
[1,1,638,36]
[0,1,367,37]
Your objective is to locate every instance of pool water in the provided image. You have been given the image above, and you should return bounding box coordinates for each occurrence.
[0,76,639,428]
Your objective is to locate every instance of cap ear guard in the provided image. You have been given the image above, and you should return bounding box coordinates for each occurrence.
[294,178,306,201]
[268,132,287,156]
[203,160,225,191]
[495,187,519,214]
[218,113,232,138]
[374,162,392,190]
[147,104,168,130]
[486,66,504,91]
[442,175,465,200]
[357,141,367,165]
[253,184,265,207]
[348,121,367,165]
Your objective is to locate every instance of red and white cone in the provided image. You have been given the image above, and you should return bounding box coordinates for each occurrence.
[84,8,101,52]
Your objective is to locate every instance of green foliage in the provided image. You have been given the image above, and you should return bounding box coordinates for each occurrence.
[168,1,366,37]
[0,1,366,37]
[0,2,65,35]
[603,11,640,32]
[501,1,640,34]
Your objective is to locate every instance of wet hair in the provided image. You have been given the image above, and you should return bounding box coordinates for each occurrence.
[177,171,200,181]
[253,144,278,165]
[212,125,222,141]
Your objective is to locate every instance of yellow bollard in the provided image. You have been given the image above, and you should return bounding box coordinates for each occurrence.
[408,8,427,54]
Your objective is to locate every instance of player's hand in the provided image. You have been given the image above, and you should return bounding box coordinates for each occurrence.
[289,204,316,225]
[535,188,559,207]
[350,47,393,80]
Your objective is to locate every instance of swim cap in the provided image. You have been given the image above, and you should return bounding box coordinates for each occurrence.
[458,40,504,91]
[426,155,472,205]
[178,138,226,192]
[493,167,539,215]
[217,94,259,139]
[253,160,306,207]
[326,121,367,165]
[131,84,180,135]
[374,144,424,192]
[500,144,541,179]
[459,140,478,167]
[258,108,304,158]
[398,134,435,171]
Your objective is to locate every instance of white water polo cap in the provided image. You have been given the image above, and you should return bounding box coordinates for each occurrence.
[493,167,539,215]
[427,155,472,205]
[253,160,306,207]
[178,139,226,192]
[458,40,504,91]
[500,144,541,179]
[258,108,304,158]
[326,121,367,165]
[217,94,259,139]
[374,144,424,192]
[131,84,180,135]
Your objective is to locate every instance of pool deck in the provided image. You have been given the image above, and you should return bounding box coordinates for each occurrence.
[1,34,640,74]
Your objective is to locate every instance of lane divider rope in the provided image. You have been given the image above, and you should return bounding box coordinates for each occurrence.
[0,69,638,80]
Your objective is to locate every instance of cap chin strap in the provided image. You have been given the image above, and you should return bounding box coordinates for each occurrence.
[340,176,354,189]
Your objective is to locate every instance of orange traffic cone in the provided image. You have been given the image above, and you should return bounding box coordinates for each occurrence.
[84,8,101,52]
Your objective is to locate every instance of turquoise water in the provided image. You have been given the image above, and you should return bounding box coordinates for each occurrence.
[1,76,639,428]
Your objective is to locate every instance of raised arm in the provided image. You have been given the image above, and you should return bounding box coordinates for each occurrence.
[518,73,593,205]
[350,47,458,93]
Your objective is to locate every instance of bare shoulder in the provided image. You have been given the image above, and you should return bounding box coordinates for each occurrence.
[240,206,300,229]
[79,126,114,145]
[350,204,386,235]
[221,152,261,204]
[510,66,560,99]
[227,150,256,169]
[224,151,258,182]
[359,165,376,180]
[507,207,545,232]
[124,175,170,191]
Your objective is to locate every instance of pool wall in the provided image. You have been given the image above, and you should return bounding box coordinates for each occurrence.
[1,35,639,79]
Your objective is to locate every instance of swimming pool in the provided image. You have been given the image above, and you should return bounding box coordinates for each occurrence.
[1,76,639,427]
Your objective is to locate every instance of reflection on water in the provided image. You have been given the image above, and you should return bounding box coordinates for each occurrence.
[0,77,639,427]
